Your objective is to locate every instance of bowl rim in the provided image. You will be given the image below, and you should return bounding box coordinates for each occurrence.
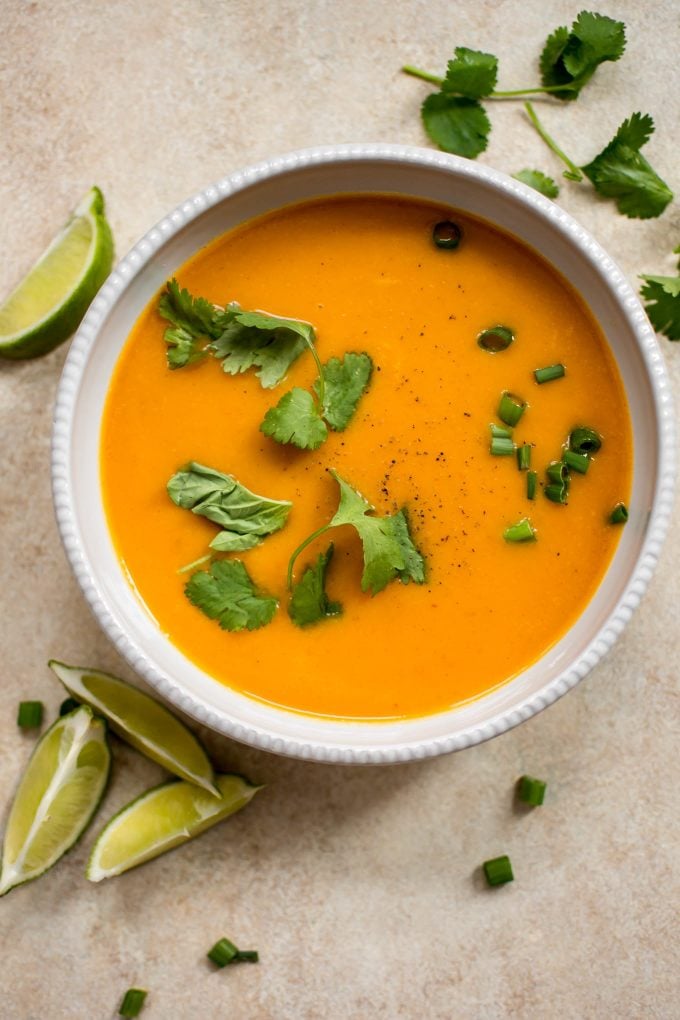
[51,142,676,764]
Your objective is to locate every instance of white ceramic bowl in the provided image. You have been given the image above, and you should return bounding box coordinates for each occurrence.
[52,144,676,763]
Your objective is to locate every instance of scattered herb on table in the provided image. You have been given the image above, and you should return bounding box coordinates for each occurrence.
[512,169,560,198]
[640,246,680,341]
[118,988,147,1017]
[518,775,547,806]
[16,701,43,728]
[289,543,342,628]
[483,854,514,887]
[185,560,278,632]
[208,937,259,967]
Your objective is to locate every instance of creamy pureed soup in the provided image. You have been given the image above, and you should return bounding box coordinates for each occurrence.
[100,196,632,720]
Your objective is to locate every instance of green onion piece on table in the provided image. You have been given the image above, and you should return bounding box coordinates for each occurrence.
[477,326,514,353]
[518,775,547,806]
[503,518,537,543]
[432,220,462,250]
[483,855,514,887]
[517,444,531,471]
[609,502,629,524]
[208,937,259,967]
[534,363,565,384]
[569,426,602,455]
[544,460,570,504]
[498,391,527,427]
[527,470,537,500]
[17,701,43,729]
[562,449,590,474]
[119,988,147,1017]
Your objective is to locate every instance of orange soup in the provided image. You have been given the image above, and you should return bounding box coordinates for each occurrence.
[100,196,632,720]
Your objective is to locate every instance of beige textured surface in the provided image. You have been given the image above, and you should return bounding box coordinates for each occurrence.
[1,2,679,1017]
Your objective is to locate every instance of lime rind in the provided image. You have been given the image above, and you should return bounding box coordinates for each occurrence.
[0,706,111,896]
[48,660,218,796]
[0,186,114,359]
[86,773,262,882]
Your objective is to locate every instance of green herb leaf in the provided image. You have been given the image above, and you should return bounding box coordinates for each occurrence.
[443,47,498,99]
[581,113,673,219]
[540,11,626,101]
[421,93,491,158]
[512,169,560,198]
[185,560,277,632]
[260,387,328,450]
[158,279,227,369]
[167,462,292,549]
[210,308,313,389]
[313,352,373,431]
[640,270,680,341]
[289,543,342,627]
[328,472,425,595]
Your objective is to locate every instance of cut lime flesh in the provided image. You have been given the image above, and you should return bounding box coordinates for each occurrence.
[48,660,218,795]
[0,186,113,359]
[0,706,110,895]
[87,773,261,881]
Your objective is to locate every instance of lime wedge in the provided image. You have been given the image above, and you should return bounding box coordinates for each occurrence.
[87,773,261,881]
[48,660,218,795]
[0,186,113,359]
[0,706,110,896]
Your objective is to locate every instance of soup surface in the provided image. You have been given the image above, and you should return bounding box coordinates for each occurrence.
[101,196,632,720]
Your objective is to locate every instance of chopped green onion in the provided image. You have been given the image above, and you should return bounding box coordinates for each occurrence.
[517,444,531,471]
[562,449,589,474]
[119,988,147,1018]
[483,855,514,887]
[477,325,514,353]
[527,470,537,500]
[534,363,565,384]
[207,937,258,967]
[609,502,628,525]
[498,391,527,427]
[490,423,513,439]
[491,437,515,456]
[518,775,547,806]
[432,220,462,250]
[544,460,570,504]
[503,518,537,543]
[569,426,602,455]
[17,701,43,729]
[59,697,80,717]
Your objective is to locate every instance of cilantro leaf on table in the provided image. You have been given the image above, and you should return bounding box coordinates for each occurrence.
[443,47,498,99]
[260,388,328,451]
[313,352,373,431]
[640,249,680,340]
[168,462,292,553]
[158,279,229,368]
[421,94,491,158]
[185,560,278,632]
[210,308,313,389]
[581,113,673,219]
[540,11,626,101]
[512,169,560,198]
[288,544,342,627]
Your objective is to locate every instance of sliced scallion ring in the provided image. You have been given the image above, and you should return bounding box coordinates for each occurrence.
[569,426,602,456]
[498,391,527,427]
[503,518,537,542]
[477,326,514,353]
[432,220,463,250]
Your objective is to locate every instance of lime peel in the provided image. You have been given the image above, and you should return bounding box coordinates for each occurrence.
[48,660,218,796]
[0,706,111,896]
[87,773,262,882]
[0,186,113,359]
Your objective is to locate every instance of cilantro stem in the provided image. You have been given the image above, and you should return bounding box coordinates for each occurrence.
[524,102,583,182]
[287,524,332,590]
[303,334,325,408]
[401,65,444,86]
[177,553,212,574]
[401,65,579,98]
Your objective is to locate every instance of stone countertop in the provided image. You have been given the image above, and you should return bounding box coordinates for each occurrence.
[1,2,678,1017]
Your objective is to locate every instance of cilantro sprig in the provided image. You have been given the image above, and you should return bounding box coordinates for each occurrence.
[185,560,278,632]
[287,471,425,597]
[641,247,680,341]
[289,544,342,627]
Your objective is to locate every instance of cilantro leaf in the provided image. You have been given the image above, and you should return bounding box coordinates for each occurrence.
[185,560,277,632]
[168,462,292,550]
[288,544,342,627]
[158,279,227,369]
[540,11,626,101]
[313,352,373,431]
[640,271,680,341]
[421,93,491,158]
[210,308,313,389]
[443,47,498,99]
[512,169,560,199]
[581,113,673,219]
[328,471,425,595]
[260,388,328,450]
